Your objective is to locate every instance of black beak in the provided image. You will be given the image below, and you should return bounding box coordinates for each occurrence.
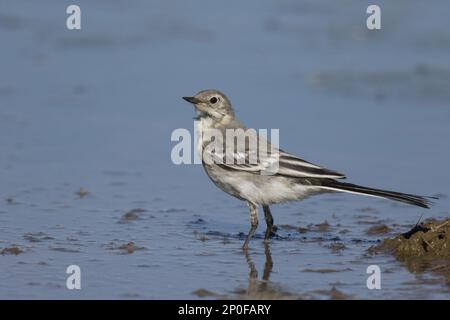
[182,96,201,104]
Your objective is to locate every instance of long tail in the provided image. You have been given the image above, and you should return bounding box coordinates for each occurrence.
[320,180,436,209]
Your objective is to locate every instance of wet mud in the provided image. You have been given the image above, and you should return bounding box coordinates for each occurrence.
[370,219,450,284]
[1,246,24,255]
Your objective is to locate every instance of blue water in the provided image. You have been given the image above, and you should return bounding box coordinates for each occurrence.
[1,0,449,299]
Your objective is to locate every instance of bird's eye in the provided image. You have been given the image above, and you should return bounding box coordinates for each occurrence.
[209,97,218,104]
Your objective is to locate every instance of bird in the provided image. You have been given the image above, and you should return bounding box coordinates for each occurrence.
[182,89,436,248]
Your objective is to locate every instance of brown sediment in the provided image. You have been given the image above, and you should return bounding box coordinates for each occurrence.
[196,284,354,300]
[298,227,309,233]
[313,286,354,300]
[232,286,304,300]
[193,286,303,300]
[1,245,23,255]
[192,288,221,298]
[278,221,331,233]
[75,187,89,198]
[278,224,299,231]
[325,243,347,253]
[103,241,147,254]
[117,242,146,254]
[369,218,450,284]
[313,221,331,232]
[118,208,146,224]
[366,224,392,235]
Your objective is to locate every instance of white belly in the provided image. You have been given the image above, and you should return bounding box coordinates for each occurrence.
[203,163,323,205]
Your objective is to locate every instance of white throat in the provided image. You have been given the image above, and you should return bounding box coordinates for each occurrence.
[195,116,214,160]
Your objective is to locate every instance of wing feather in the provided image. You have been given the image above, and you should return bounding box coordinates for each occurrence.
[203,137,346,179]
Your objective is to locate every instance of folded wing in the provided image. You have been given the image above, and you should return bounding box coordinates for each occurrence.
[203,136,346,179]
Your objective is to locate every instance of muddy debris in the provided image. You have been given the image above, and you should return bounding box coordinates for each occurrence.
[232,286,303,300]
[117,242,146,254]
[325,243,347,253]
[192,288,221,298]
[366,224,392,236]
[278,224,301,232]
[369,219,450,283]
[75,187,89,198]
[312,221,331,232]
[313,286,354,300]
[192,287,302,300]
[118,208,147,224]
[298,227,309,233]
[279,221,331,234]
[103,241,147,254]
[1,245,24,255]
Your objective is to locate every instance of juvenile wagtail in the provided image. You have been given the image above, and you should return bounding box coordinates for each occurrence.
[182,90,435,248]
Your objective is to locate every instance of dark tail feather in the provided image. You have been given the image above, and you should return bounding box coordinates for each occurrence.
[320,180,437,209]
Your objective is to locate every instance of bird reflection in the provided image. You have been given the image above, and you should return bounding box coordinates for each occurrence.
[191,241,296,299]
[242,242,274,296]
[238,243,299,299]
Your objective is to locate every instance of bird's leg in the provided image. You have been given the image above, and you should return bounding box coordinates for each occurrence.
[262,241,273,281]
[243,202,258,249]
[263,205,274,241]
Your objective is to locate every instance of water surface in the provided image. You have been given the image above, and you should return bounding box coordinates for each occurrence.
[1,0,450,299]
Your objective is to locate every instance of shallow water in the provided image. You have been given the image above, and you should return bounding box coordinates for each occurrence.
[1,0,450,299]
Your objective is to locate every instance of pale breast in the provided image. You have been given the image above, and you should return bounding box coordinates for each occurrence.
[195,116,214,161]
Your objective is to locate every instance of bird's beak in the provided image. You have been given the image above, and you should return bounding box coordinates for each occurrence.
[182,96,201,104]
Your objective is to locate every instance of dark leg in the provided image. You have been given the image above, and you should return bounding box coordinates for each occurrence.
[243,202,258,249]
[263,205,274,241]
[260,241,273,292]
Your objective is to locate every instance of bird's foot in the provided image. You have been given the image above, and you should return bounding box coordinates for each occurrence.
[263,225,278,242]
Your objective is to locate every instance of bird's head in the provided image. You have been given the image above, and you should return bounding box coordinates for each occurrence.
[183,90,234,120]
